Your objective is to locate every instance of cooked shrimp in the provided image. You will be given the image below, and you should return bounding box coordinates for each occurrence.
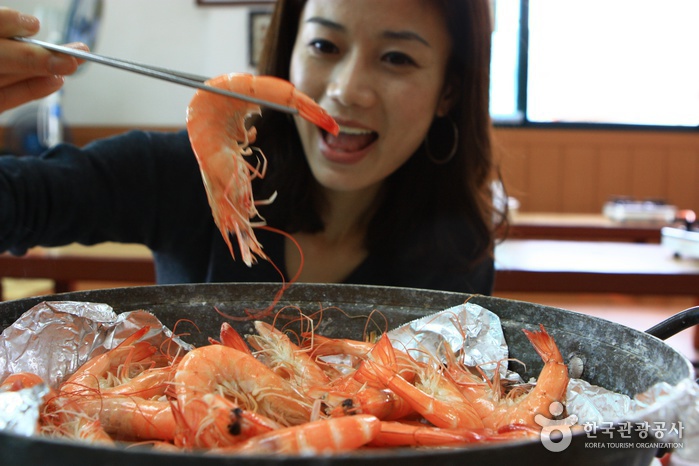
[40,327,175,443]
[369,421,535,448]
[173,393,282,449]
[40,389,114,444]
[246,321,330,391]
[481,325,569,429]
[40,408,114,445]
[370,421,482,447]
[186,73,339,266]
[72,396,176,442]
[353,334,417,385]
[304,333,373,360]
[221,414,380,455]
[301,333,373,380]
[0,372,45,391]
[317,337,415,421]
[322,384,410,421]
[101,365,176,399]
[173,344,312,432]
[209,322,253,355]
[60,326,157,395]
[443,346,500,420]
[365,336,484,430]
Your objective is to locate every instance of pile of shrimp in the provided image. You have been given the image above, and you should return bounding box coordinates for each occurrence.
[0,318,569,455]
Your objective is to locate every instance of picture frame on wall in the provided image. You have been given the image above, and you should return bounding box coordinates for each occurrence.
[249,10,272,67]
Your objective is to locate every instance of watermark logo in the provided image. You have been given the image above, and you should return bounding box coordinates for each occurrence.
[534,401,579,452]
[583,420,684,450]
[534,402,685,453]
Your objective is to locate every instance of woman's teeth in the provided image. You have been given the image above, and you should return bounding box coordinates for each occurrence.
[338,125,374,135]
[324,126,378,152]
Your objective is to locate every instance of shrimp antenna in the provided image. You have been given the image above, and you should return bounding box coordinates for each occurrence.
[215,225,304,322]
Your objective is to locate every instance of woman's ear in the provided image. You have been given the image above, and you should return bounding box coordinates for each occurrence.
[435,75,459,117]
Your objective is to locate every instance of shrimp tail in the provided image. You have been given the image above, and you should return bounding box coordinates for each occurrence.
[522,324,563,364]
[217,322,253,354]
[481,324,569,429]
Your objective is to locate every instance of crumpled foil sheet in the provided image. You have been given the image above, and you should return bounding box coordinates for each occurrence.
[0,383,48,435]
[0,301,193,389]
[388,302,508,379]
[0,300,697,460]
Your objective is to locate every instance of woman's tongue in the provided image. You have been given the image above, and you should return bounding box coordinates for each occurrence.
[325,130,376,152]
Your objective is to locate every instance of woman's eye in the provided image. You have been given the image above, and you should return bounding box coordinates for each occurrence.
[308,39,339,55]
[383,51,417,67]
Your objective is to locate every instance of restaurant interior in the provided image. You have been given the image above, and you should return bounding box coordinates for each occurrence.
[2,0,697,357]
[1,1,698,464]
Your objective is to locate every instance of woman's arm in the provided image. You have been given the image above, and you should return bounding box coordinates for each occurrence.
[0,130,208,254]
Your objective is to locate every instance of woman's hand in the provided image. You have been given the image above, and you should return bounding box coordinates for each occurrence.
[0,7,88,113]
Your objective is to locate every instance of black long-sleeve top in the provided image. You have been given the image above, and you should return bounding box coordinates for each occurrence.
[0,130,494,294]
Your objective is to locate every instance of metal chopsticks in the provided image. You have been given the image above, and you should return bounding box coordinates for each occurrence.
[13,36,298,115]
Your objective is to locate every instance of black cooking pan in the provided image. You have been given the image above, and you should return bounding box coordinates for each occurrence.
[0,283,696,466]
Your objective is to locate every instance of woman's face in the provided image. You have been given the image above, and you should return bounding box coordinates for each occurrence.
[290,0,453,194]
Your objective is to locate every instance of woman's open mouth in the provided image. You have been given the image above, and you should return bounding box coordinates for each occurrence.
[322,125,378,153]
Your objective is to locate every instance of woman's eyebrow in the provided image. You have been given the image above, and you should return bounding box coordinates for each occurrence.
[304,17,430,48]
[305,16,345,31]
[382,30,431,48]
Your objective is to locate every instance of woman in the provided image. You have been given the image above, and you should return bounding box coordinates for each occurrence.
[0,0,503,294]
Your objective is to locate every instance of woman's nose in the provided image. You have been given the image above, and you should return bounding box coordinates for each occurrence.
[326,56,377,108]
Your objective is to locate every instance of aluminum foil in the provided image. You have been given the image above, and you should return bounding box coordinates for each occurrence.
[0,383,48,435]
[0,301,193,389]
[387,302,508,379]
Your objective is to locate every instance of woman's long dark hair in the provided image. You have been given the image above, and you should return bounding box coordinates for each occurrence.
[254,0,503,271]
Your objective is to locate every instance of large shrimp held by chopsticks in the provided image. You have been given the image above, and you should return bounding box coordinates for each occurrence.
[186,73,339,266]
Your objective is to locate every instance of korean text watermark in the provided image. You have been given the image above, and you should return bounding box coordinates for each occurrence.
[534,402,685,453]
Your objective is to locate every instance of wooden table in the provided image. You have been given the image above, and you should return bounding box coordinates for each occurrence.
[3,239,697,297]
[0,243,154,298]
[508,212,666,243]
[494,239,699,350]
[493,239,699,295]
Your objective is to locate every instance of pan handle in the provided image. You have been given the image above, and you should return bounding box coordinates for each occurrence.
[645,305,699,340]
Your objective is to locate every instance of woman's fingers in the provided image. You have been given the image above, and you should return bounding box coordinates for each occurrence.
[0,38,86,76]
[0,75,65,113]
[0,8,90,112]
[0,39,82,112]
[0,7,40,37]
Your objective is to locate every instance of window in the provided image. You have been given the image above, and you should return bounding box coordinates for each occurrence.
[489,0,699,128]
[490,0,523,123]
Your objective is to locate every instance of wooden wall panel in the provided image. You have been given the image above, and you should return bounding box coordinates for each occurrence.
[597,146,631,205]
[630,147,667,201]
[495,128,699,213]
[561,146,598,212]
[498,140,528,202]
[523,145,562,211]
[666,149,699,210]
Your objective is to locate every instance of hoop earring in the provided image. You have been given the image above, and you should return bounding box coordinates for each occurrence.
[424,117,458,165]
